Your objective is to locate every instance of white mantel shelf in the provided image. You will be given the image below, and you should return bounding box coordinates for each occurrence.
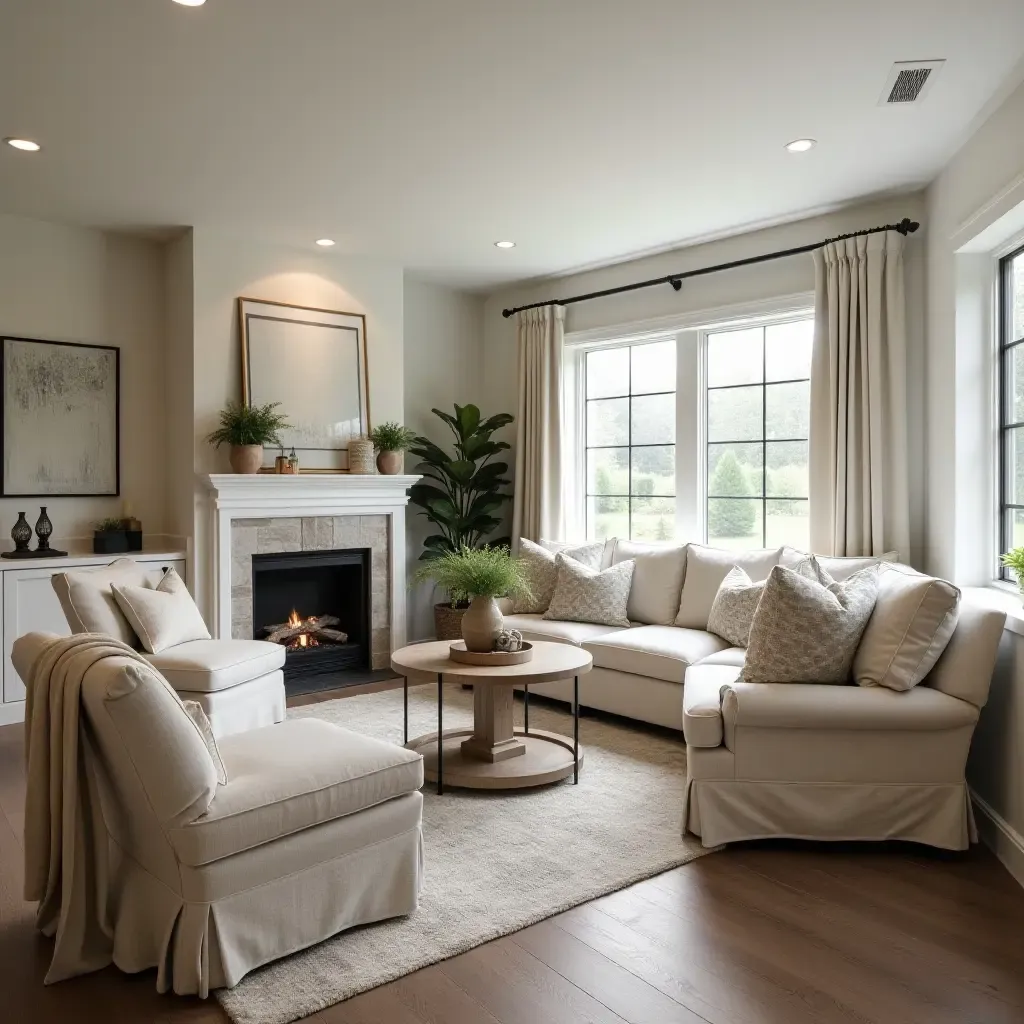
[203,473,421,645]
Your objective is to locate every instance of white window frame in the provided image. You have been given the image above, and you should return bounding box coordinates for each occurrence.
[563,294,813,545]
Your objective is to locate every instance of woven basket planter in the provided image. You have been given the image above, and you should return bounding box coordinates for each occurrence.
[433,602,468,641]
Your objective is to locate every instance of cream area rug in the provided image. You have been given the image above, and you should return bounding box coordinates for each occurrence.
[216,683,713,1024]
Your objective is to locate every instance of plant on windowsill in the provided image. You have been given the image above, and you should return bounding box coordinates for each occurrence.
[1000,547,1024,602]
[408,404,514,639]
[206,401,291,474]
[93,517,129,555]
[414,546,532,652]
[367,421,418,475]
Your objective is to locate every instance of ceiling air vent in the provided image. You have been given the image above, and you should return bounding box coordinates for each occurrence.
[878,60,944,105]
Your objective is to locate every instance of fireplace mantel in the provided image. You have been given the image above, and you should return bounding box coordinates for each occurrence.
[202,473,421,646]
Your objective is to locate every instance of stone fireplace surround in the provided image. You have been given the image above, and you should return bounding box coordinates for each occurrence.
[203,475,421,667]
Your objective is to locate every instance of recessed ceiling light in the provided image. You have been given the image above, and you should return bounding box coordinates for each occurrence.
[315,238,336,247]
[172,0,207,6]
[785,138,816,153]
[494,240,516,249]
[4,137,41,152]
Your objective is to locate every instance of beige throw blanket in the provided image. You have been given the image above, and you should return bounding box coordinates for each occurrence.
[22,633,150,985]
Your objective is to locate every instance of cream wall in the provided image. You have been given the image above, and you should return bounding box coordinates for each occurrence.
[403,276,484,639]
[0,213,168,543]
[482,194,928,564]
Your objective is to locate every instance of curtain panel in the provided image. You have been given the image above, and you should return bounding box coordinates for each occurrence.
[512,305,565,545]
[809,231,911,558]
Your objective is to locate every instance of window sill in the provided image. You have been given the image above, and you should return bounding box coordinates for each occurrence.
[964,585,1024,637]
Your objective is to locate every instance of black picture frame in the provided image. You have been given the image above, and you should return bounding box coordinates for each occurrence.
[0,336,121,498]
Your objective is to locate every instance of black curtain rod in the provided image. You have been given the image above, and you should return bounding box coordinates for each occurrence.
[501,217,920,318]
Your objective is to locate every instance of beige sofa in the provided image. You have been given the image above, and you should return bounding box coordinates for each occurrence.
[504,539,1006,850]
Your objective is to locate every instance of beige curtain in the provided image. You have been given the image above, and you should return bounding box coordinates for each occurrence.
[809,231,910,558]
[512,305,565,544]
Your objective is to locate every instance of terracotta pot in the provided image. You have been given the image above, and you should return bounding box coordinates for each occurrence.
[376,449,403,474]
[460,595,504,653]
[229,444,264,474]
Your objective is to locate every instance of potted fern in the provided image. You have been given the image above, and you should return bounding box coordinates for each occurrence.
[1001,547,1024,601]
[207,401,291,474]
[368,421,417,475]
[414,546,531,651]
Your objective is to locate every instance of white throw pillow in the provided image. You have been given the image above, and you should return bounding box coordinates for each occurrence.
[741,562,880,684]
[853,564,961,691]
[51,557,151,646]
[182,699,228,785]
[675,544,783,630]
[111,569,211,655]
[513,538,605,613]
[611,539,687,625]
[780,546,898,582]
[544,554,635,628]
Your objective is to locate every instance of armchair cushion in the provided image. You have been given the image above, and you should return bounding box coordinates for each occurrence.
[169,718,424,867]
[144,639,285,692]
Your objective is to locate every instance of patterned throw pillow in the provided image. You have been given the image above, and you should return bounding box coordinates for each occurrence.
[741,562,880,684]
[512,538,605,613]
[544,554,635,627]
[707,558,818,648]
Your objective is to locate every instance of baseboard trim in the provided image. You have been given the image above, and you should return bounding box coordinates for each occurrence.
[971,788,1024,889]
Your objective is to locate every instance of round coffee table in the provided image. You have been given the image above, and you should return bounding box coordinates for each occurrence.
[391,640,593,793]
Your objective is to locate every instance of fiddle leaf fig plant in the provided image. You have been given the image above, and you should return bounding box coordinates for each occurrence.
[408,404,514,559]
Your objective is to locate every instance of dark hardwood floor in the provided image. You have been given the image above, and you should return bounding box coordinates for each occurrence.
[2,683,1023,1024]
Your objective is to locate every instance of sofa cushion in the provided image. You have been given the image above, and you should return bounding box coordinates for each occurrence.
[169,718,424,867]
[675,544,783,630]
[112,569,211,654]
[501,613,627,647]
[611,539,687,625]
[854,565,960,692]
[513,538,605,613]
[695,646,746,668]
[145,639,286,693]
[742,564,879,684]
[545,554,634,627]
[780,546,898,582]
[51,557,151,646]
[583,625,728,683]
[683,663,741,747]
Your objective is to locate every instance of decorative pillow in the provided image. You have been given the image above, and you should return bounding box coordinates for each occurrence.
[544,554,635,627]
[111,569,211,655]
[512,538,605,613]
[853,564,961,691]
[741,563,880,684]
[182,699,228,786]
[780,546,898,582]
[707,558,818,648]
[675,544,783,630]
[51,557,151,646]
[540,538,613,567]
[611,539,687,625]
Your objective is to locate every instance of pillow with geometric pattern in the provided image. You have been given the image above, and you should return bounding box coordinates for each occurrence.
[543,554,635,628]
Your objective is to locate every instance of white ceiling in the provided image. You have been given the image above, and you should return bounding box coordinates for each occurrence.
[2,0,1024,290]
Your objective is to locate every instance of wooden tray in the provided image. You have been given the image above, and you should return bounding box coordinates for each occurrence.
[449,641,534,666]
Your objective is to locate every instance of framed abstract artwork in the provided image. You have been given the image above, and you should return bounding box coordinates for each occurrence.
[239,298,370,472]
[1,336,120,497]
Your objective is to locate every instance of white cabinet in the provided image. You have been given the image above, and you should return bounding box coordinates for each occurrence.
[0,551,186,725]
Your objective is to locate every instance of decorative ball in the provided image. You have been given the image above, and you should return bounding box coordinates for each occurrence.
[493,629,524,653]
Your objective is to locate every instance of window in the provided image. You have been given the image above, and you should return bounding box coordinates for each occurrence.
[999,245,1024,578]
[584,340,676,541]
[706,317,813,550]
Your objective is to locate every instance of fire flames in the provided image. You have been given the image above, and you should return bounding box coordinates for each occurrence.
[286,609,319,650]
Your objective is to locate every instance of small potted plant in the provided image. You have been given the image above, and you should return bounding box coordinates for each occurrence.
[93,517,129,555]
[207,400,291,474]
[368,421,417,475]
[414,546,531,651]
[1001,547,1024,601]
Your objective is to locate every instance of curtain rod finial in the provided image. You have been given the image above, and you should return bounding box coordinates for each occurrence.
[897,218,920,236]
[502,309,513,318]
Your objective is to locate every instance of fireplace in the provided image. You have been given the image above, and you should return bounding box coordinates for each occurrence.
[252,548,370,691]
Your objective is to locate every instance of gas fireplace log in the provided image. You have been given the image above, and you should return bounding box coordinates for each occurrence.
[264,613,348,646]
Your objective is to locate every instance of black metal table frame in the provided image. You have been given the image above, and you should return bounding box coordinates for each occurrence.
[403,674,581,795]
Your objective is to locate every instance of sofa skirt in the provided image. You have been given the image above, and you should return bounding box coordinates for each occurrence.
[683,777,977,851]
[108,791,424,997]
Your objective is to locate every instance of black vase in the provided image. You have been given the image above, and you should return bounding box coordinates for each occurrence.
[34,506,53,552]
[10,512,31,553]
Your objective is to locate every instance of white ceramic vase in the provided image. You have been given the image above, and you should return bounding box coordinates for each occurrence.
[460,594,503,653]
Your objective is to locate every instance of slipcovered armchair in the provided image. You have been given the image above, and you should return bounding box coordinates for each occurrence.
[683,600,1007,850]
[13,632,424,996]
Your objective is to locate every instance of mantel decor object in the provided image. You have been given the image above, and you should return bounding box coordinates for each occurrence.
[5,506,68,558]
[1,511,32,558]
